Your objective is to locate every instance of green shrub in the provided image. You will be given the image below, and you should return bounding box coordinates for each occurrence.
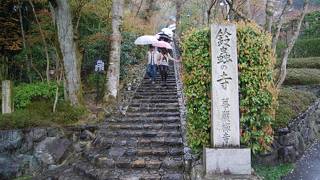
[120,32,147,79]
[0,101,85,130]
[254,163,294,180]
[280,57,320,69]
[275,88,316,128]
[290,38,320,58]
[284,68,320,85]
[14,82,62,109]
[182,22,277,153]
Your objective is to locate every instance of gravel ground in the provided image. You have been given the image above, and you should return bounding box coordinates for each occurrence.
[284,141,320,180]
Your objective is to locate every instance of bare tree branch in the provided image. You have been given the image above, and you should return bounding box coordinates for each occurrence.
[271,0,292,52]
[276,0,309,88]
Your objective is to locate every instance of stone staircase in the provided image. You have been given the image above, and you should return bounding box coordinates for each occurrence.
[73,64,185,179]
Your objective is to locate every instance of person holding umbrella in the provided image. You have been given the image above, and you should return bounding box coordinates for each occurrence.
[157,48,179,85]
[146,45,159,84]
[134,35,159,84]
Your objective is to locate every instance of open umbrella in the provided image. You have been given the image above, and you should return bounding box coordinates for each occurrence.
[152,40,173,49]
[161,28,173,38]
[134,35,158,45]
[168,23,176,31]
[156,32,172,42]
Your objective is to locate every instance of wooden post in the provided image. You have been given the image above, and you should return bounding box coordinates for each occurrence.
[2,80,13,114]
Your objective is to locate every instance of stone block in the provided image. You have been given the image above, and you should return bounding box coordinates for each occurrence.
[204,148,251,175]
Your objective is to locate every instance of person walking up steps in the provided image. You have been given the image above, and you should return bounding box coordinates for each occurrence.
[146,45,159,84]
[158,49,178,85]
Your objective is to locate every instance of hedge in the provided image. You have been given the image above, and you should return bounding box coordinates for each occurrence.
[284,68,320,85]
[274,88,316,129]
[285,57,320,69]
[290,38,320,58]
[182,22,277,153]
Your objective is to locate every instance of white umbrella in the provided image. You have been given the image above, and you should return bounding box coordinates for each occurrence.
[168,23,176,31]
[134,35,158,45]
[161,28,173,38]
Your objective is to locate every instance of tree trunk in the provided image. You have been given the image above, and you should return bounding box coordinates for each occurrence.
[207,0,217,25]
[18,0,32,82]
[49,0,83,106]
[276,0,309,88]
[272,0,292,53]
[243,0,252,19]
[265,0,275,33]
[175,0,182,40]
[105,0,124,100]
[29,0,51,83]
[136,0,144,16]
[144,0,155,22]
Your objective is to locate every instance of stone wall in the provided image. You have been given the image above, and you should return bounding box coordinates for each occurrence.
[0,126,97,180]
[257,100,320,164]
[172,39,194,176]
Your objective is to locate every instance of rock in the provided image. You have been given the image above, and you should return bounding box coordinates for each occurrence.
[132,159,145,168]
[255,151,278,165]
[0,154,21,179]
[277,128,289,136]
[0,130,23,152]
[27,128,47,142]
[96,156,115,168]
[16,154,40,175]
[47,128,64,138]
[162,158,184,171]
[279,132,297,146]
[279,146,296,163]
[35,137,71,165]
[162,174,184,180]
[79,130,95,141]
[108,147,125,158]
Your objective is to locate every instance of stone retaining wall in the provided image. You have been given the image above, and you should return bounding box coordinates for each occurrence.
[0,126,97,180]
[257,100,320,164]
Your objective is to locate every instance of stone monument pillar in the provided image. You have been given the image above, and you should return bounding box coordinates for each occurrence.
[2,80,13,114]
[204,23,251,175]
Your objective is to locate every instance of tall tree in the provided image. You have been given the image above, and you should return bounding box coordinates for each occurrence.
[271,0,292,52]
[105,0,124,100]
[49,0,83,106]
[29,0,51,83]
[175,0,183,40]
[265,0,275,32]
[144,0,155,22]
[276,0,309,88]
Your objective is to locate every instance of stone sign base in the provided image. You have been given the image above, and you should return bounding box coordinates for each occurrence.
[204,148,251,175]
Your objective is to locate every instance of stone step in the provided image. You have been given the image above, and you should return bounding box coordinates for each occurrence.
[129,102,179,108]
[72,161,106,179]
[135,92,178,96]
[108,123,181,131]
[142,80,176,83]
[108,117,180,124]
[130,99,179,104]
[101,130,181,138]
[127,107,179,113]
[136,88,177,92]
[133,95,178,99]
[125,111,180,118]
[136,89,177,92]
[130,98,179,102]
[93,136,183,148]
[99,157,184,171]
[139,85,177,89]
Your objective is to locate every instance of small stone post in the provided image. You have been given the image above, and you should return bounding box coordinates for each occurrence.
[2,80,13,114]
